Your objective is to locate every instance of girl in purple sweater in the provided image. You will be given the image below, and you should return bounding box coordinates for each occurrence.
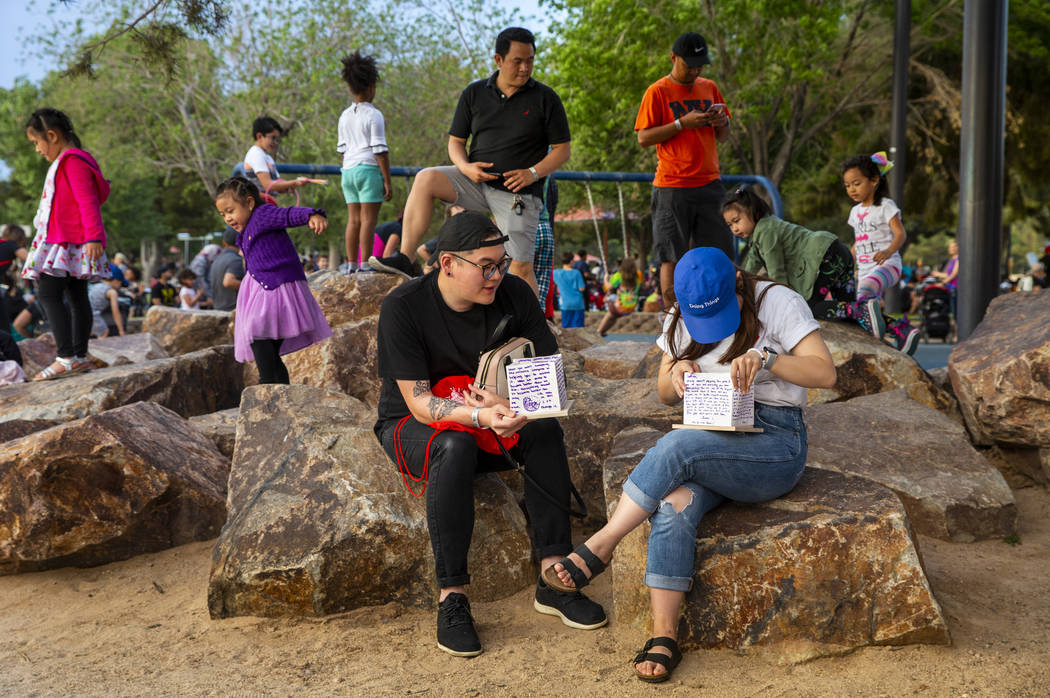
[215,176,333,383]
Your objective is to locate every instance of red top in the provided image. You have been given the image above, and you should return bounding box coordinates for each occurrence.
[46,148,110,246]
[634,76,729,188]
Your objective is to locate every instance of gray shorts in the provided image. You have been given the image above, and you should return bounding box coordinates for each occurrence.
[435,166,541,262]
[651,181,734,265]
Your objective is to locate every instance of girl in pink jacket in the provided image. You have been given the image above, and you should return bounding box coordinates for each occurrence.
[23,108,112,380]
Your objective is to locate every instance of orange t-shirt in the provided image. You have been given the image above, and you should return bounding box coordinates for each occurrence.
[634,76,729,188]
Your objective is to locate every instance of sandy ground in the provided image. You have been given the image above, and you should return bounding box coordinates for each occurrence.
[1,485,1048,697]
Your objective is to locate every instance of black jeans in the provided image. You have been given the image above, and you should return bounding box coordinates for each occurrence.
[250,338,289,384]
[379,417,573,588]
[36,273,91,358]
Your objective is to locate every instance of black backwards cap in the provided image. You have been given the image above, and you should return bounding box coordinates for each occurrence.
[428,211,509,266]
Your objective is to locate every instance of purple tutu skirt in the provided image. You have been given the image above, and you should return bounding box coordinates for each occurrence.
[234,275,332,363]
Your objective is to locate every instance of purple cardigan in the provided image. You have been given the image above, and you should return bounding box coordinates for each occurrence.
[237,204,324,290]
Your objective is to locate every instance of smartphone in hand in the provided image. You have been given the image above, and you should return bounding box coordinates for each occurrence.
[706,103,726,115]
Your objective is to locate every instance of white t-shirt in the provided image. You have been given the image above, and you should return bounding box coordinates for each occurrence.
[336,102,388,169]
[243,145,280,191]
[848,198,902,277]
[656,282,820,407]
[179,286,198,310]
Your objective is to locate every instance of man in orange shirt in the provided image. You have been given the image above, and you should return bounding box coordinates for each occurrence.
[635,32,733,306]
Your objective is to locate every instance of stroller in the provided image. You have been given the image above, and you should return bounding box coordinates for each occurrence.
[919,283,953,342]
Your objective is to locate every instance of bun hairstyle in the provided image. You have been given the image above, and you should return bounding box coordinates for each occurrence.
[721,185,771,221]
[841,152,893,206]
[340,51,380,95]
[24,108,82,149]
[215,176,264,207]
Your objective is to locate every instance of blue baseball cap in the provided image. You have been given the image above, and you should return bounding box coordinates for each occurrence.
[673,247,739,343]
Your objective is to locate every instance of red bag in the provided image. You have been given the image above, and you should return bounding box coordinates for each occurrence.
[393,375,519,496]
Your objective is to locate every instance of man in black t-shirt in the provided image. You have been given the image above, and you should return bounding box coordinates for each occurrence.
[370,27,570,298]
[150,263,179,307]
[375,212,606,658]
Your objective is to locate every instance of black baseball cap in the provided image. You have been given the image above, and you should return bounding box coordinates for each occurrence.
[222,226,238,246]
[672,32,711,67]
[428,211,509,266]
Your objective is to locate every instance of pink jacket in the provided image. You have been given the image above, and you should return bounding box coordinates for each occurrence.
[46,148,110,246]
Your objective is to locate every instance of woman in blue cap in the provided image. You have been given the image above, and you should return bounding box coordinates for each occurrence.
[543,247,836,682]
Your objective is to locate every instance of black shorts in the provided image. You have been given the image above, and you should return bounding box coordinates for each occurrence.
[650,181,734,265]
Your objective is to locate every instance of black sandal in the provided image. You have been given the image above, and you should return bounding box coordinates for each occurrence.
[541,542,607,593]
[633,636,682,683]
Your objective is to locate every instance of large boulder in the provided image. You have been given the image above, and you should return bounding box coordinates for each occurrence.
[15,334,58,378]
[283,316,380,406]
[980,445,1050,488]
[208,384,534,619]
[0,402,229,575]
[805,391,1016,541]
[808,321,958,418]
[949,291,1050,447]
[0,345,242,439]
[307,269,403,328]
[604,426,950,659]
[142,306,234,355]
[582,310,665,334]
[555,326,605,352]
[559,373,679,529]
[87,333,170,367]
[578,340,662,379]
[188,408,239,460]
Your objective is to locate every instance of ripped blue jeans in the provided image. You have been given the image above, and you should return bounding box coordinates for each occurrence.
[622,403,807,591]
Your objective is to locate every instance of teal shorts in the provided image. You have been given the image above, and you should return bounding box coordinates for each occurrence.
[341,164,384,204]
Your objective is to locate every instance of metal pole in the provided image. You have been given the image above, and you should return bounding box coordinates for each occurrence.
[956,0,1007,341]
[889,0,911,207]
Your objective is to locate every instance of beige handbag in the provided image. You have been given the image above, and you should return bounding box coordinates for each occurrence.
[475,336,534,399]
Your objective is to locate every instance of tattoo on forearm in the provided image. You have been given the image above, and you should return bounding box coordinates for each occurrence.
[412,380,430,398]
[428,397,459,421]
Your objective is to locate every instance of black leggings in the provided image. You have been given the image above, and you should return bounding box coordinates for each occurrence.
[251,338,289,384]
[36,273,91,358]
[379,417,573,588]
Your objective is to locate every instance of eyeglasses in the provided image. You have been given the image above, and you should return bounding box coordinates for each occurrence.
[449,253,512,280]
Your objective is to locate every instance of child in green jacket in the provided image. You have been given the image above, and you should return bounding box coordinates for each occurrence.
[722,186,914,353]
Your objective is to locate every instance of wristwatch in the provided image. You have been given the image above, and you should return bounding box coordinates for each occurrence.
[762,346,778,371]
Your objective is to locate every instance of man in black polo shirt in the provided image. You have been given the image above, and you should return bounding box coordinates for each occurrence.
[370,27,570,297]
[375,211,606,657]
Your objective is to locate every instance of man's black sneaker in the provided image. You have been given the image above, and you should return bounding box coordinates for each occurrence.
[534,575,608,630]
[437,592,483,657]
[368,252,415,279]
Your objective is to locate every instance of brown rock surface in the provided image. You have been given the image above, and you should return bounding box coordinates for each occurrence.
[808,321,958,418]
[578,310,665,334]
[142,306,234,355]
[559,374,679,528]
[307,269,403,328]
[0,345,242,438]
[208,384,534,619]
[981,445,1050,488]
[604,426,950,658]
[948,291,1050,447]
[578,340,661,379]
[0,402,228,575]
[16,333,58,378]
[806,391,1016,541]
[87,333,169,367]
[188,409,239,459]
[283,317,379,406]
[555,326,605,352]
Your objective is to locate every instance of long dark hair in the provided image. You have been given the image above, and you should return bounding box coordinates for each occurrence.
[841,154,888,205]
[666,268,784,365]
[25,108,82,149]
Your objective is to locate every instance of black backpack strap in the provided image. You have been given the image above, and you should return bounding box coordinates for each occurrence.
[490,428,588,519]
[482,314,514,354]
